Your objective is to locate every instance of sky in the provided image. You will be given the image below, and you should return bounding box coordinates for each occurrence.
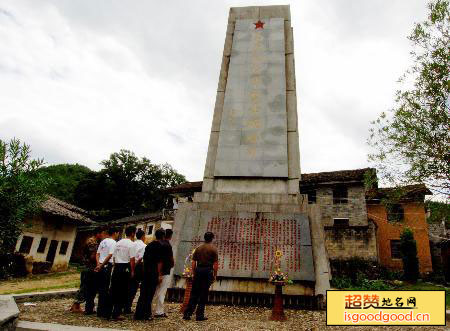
[0,1,428,181]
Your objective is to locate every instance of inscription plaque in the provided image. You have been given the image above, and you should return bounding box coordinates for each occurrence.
[174,213,314,281]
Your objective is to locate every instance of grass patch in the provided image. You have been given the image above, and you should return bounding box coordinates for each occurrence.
[397,281,450,308]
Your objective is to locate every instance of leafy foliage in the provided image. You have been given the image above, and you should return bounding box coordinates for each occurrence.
[0,138,50,278]
[37,164,92,204]
[400,228,420,282]
[426,200,450,226]
[368,0,450,194]
[74,150,186,220]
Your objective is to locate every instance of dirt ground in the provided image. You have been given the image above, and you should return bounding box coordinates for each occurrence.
[0,269,80,295]
[18,298,445,331]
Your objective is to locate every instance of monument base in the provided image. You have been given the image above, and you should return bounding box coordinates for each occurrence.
[170,192,330,307]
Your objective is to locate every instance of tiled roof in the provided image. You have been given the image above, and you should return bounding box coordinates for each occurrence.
[300,168,375,185]
[166,169,376,194]
[108,212,161,225]
[366,184,432,201]
[165,181,202,194]
[42,196,94,225]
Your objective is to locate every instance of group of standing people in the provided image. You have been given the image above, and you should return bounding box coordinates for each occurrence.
[70,225,219,322]
[70,225,174,321]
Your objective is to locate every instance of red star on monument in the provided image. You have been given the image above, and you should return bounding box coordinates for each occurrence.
[254,20,265,29]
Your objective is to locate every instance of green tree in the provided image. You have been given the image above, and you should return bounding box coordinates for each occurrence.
[0,138,50,277]
[426,200,450,226]
[400,228,420,282]
[368,0,449,194]
[38,164,93,204]
[74,150,186,220]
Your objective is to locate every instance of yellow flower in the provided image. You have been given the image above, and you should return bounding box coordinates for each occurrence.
[275,250,283,258]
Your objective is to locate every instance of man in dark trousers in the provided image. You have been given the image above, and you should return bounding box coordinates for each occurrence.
[108,225,136,320]
[95,227,119,318]
[125,228,146,314]
[183,231,218,321]
[70,226,105,314]
[134,228,166,321]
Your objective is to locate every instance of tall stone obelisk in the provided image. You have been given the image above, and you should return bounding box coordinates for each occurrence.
[171,5,330,306]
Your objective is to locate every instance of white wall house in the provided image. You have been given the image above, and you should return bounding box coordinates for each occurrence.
[15,196,94,273]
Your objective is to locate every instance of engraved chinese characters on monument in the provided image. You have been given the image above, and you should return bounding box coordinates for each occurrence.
[215,18,288,177]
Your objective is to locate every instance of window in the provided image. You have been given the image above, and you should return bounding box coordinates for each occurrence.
[333,218,349,228]
[390,240,402,259]
[307,189,316,204]
[59,241,69,255]
[37,237,48,253]
[19,236,33,254]
[333,186,348,204]
[147,224,154,235]
[302,188,316,204]
[387,204,404,222]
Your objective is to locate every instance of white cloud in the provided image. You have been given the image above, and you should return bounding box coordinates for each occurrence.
[0,0,428,180]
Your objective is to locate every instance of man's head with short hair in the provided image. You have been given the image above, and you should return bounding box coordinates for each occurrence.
[136,229,145,240]
[204,232,214,243]
[125,225,137,238]
[94,226,106,239]
[165,229,173,240]
[155,228,165,240]
[108,227,120,240]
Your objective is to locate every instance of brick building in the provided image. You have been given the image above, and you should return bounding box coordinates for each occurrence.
[299,169,378,261]
[366,184,433,273]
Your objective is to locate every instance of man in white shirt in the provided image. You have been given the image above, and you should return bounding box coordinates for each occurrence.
[108,225,136,320]
[125,229,146,314]
[95,227,119,318]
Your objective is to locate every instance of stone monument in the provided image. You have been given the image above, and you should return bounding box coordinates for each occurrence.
[171,5,330,307]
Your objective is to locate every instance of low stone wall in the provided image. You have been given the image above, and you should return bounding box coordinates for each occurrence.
[0,295,19,331]
[167,287,321,310]
[13,289,77,303]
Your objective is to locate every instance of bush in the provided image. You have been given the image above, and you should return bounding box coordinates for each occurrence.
[400,228,420,282]
[0,253,27,279]
[330,276,352,289]
[330,258,400,282]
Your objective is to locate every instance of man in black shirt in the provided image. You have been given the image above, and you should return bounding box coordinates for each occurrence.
[134,228,165,321]
[154,228,174,318]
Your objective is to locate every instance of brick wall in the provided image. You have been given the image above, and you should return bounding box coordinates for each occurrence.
[368,202,432,274]
[316,185,368,227]
[304,183,377,260]
[324,221,378,260]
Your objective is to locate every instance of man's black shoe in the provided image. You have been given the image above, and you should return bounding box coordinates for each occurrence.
[196,316,208,321]
[183,315,191,320]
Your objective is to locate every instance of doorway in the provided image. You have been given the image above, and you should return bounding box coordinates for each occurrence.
[46,240,58,264]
